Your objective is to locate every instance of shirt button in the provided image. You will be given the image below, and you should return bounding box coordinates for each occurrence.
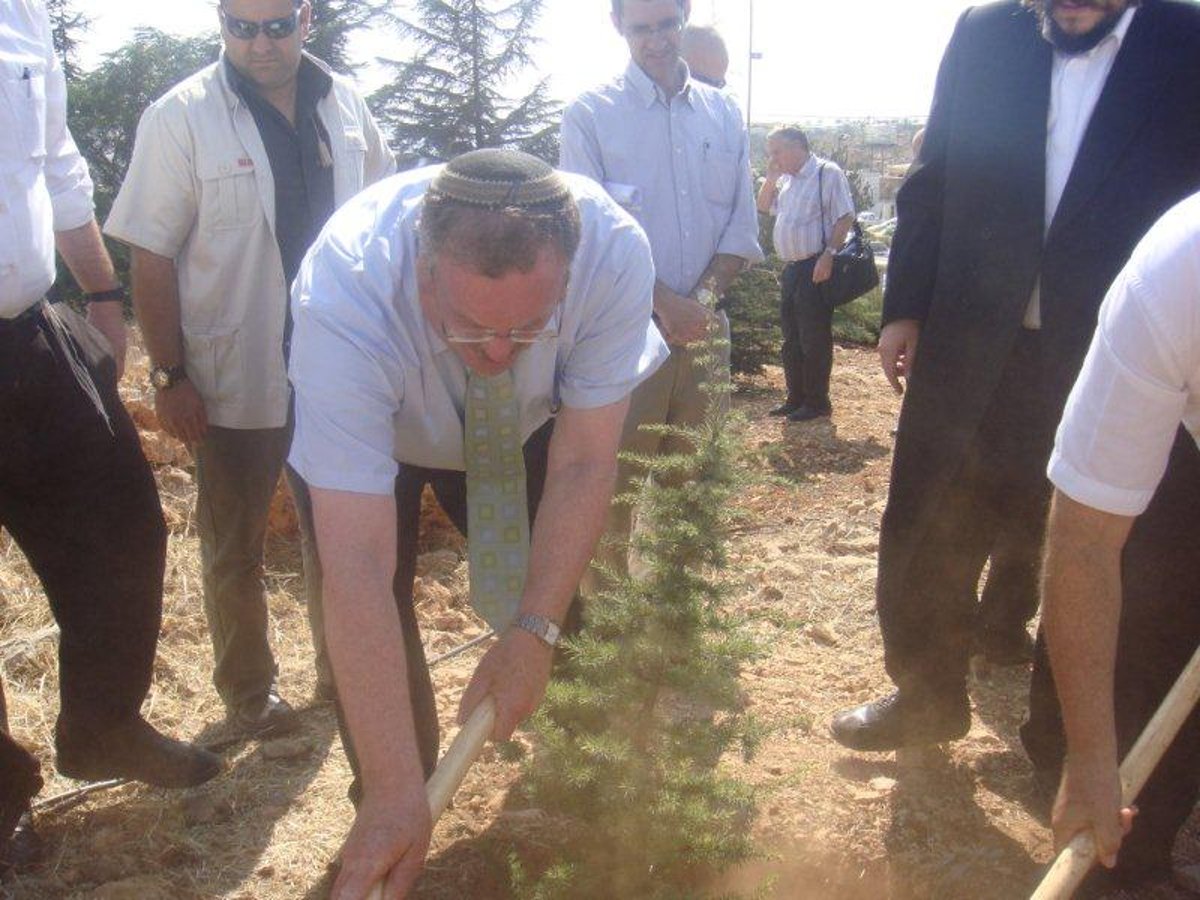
[219,163,231,175]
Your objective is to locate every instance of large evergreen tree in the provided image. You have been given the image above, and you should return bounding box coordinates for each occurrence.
[369,0,560,164]
[45,0,88,83]
[306,0,395,75]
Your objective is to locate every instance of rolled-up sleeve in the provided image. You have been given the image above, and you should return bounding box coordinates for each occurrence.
[715,101,764,264]
[40,9,92,231]
[1049,268,1194,516]
[103,102,198,259]
[288,232,406,495]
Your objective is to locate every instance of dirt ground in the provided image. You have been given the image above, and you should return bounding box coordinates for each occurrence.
[0,344,1195,899]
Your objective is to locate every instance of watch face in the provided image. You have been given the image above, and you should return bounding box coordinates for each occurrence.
[151,369,168,389]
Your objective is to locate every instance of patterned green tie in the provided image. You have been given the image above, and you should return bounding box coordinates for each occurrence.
[465,370,529,631]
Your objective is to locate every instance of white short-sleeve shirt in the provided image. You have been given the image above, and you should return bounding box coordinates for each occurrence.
[287,167,669,496]
[771,155,855,263]
[1048,191,1200,516]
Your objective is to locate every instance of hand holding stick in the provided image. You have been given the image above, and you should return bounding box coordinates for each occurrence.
[1031,643,1200,900]
[365,696,497,900]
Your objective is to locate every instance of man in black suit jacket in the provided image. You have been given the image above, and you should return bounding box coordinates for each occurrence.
[830,0,1200,758]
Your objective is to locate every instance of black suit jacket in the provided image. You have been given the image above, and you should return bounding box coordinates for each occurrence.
[879,0,1200,584]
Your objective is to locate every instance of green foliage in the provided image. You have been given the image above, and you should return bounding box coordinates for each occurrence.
[832,285,884,346]
[368,0,560,164]
[306,0,395,76]
[519,329,759,898]
[46,0,88,83]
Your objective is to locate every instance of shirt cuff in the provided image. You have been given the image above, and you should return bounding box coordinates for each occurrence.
[1047,452,1153,517]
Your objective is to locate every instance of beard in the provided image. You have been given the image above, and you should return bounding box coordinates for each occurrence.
[1032,1,1129,54]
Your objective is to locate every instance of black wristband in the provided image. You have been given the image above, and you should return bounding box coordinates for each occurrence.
[85,287,127,303]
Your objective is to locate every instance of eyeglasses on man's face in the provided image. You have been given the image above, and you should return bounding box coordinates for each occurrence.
[220,8,301,40]
[624,15,684,39]
[440,321,559,345]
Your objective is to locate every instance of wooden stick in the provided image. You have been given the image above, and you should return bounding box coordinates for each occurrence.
[365,696,497,900]
[1031,643,1200,900]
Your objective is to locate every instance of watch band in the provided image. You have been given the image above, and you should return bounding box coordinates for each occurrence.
[85,287,127,304]
[513,613,561,648]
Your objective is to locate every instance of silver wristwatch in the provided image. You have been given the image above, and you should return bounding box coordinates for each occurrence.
[513,613,561,648]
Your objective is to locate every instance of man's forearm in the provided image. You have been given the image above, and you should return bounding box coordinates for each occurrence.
[520,402,627,624]
[755,176,778,215]
[55,219,119,293]
[828,213,854,252]
[312,488,427,794]
[1043,491,1135,768]
[130,248,186,367]
[693,253,747,298]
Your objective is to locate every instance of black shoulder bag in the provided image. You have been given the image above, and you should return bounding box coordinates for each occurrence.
[816,162,879,309]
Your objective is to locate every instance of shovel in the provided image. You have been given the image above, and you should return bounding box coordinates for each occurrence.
[1031,643,1200,900]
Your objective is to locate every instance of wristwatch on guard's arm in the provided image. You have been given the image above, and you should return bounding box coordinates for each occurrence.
[513,613,561,649]
[149,364,188,391]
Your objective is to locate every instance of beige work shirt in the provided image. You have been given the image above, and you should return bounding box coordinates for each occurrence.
[105,55,395,428]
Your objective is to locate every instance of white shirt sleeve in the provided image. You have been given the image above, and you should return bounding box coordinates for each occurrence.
[288,229,407,496]
[1049,220,1199,515]
[39,3,92,231]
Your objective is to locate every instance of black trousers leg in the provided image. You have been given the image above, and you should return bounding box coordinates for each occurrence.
[778,262,807,408]
[330,420,557,802]
[879,332,1053,699]
[795,274,834,409]
[0,307,164,737]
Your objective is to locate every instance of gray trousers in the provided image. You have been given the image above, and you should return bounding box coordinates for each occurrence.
[193,424,326,707]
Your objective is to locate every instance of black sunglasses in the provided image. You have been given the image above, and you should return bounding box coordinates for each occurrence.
[220,8,300,40]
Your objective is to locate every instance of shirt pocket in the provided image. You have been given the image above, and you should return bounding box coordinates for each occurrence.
[183,325,244,405]
[340,128,367,190]
[701,147,738,208]
[196,156,260,231]
[0,61,47,165]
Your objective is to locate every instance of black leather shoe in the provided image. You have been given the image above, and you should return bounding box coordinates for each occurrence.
[787,403,832,422]
[830,691,970,751]
[768,402,802,417]
[229,689,299,737]
[974,624,1035,666]
[56,717,222,788]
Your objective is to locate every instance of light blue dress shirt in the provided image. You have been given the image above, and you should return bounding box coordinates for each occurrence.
[559,62,763,297]
[287,167,669,496]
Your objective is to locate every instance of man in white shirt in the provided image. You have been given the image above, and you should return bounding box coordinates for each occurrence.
[286,149,665,898]
[756,126,855,421]
[559,0,762,590]
[830,0,1200,754]
[105,0,394,731]
[0,0,220,871]
[1042,191,1200,894]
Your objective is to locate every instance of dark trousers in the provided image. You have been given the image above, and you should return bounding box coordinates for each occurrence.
[295,419,558,800]
[878,331,1055,698]
[779,257,834,409]
[1022,430,1200,889]
[0,305,166,783]
[978,519,1043,638]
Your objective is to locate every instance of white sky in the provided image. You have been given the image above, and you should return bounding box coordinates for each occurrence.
[79,0,973,122]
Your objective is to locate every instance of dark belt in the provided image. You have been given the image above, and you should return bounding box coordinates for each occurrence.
[0,300,45,337]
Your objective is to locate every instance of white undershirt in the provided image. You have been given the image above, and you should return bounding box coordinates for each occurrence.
[1024,5,1136,329]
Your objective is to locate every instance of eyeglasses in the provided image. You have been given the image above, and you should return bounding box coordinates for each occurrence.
[219,8,300,40]
[440,321,558,345]
[624,16,684,39]
[691,73,726,89]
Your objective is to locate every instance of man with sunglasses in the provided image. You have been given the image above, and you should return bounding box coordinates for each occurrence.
[560,0,761,595]
[285,148,666,898]
[681,23,729,91]
[105,0,394,734]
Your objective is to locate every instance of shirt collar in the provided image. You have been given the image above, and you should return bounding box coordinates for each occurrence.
[222,51,333,110]
[623,59,693,109]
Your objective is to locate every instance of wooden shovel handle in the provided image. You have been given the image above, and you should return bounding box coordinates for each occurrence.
[1031,643,1200,900]
[364,696,497,900]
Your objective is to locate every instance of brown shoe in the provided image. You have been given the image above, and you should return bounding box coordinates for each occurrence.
[228,689,299,737]
[56,717,222,788]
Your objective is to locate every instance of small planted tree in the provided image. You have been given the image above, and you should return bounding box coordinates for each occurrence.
[518,313,760,898]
